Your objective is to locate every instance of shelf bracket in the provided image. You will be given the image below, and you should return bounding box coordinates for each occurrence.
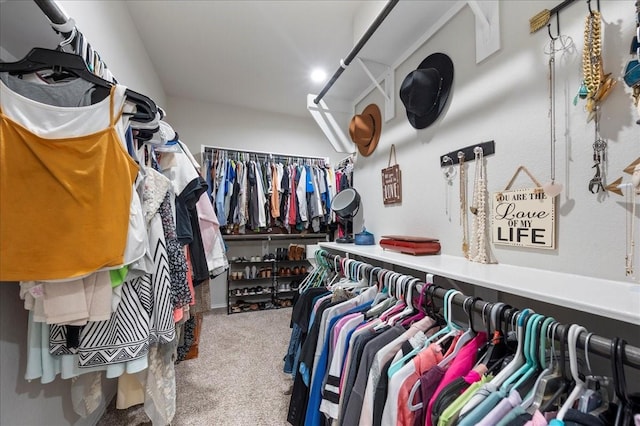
[355,58,395,122]
[307,94,355,154]
[467,1,500,63]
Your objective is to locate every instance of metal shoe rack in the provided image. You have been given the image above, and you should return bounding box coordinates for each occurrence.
[224,233,328,314]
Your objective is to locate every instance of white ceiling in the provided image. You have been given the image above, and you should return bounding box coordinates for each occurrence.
[124,0,458,117]
[1,0,459,118]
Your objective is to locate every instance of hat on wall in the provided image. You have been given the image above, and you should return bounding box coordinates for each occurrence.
[399,52,454,129]
[349,103,382,157]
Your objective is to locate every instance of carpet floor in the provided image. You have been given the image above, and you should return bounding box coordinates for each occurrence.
[97,307,293,426]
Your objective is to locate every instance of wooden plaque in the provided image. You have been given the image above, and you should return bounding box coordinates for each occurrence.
[491,187,556,249]
[381,164,402,204]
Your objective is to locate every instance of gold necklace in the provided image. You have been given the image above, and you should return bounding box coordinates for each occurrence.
[583,10,602,114]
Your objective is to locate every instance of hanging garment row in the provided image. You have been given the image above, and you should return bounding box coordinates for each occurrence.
[0,41,228,424]
[203,147,352,235]
[284,250,640,426]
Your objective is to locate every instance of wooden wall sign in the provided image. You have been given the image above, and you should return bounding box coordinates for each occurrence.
[382,144,402,204]
[491,187,556,249]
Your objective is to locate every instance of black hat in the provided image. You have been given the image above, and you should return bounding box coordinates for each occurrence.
[399,53,454,129]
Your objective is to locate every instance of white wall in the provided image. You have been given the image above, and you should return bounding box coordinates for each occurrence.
[352,0,638,283]
[57,1,166,107]
[0,2,166,425]
[165,95,340,163]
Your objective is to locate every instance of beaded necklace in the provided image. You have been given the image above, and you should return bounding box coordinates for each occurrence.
[469,147,488,264]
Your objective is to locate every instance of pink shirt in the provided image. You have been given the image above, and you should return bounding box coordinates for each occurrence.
[425,332,487,426]
[525,409,549,426]
[396,343,444,426]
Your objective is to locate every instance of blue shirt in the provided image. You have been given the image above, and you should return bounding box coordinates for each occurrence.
[304,301,373,426]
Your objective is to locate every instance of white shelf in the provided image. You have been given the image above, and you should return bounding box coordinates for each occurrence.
[319,242,640,326]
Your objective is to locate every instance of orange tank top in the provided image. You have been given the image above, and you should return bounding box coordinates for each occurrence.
[0,85,139,281]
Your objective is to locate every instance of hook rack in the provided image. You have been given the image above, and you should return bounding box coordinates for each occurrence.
[439,140,495,167]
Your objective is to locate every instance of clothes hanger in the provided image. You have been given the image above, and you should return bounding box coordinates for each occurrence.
[509,313,545,395]
[437,296,480,368]
[405,292,471,408]
[375,272,407,326]
[488,309,533,388]
[387,275,419,325]
[400,279,430,326]
[387,289,461,378]
[540,323,572,413]
[0,47,157,122]
[521,317,558,411]
[456,309,534,426]
[550,324,588,424]
[326,257,348,290]
[299,249,328,292]
[611,337,640,425]
[475,303,511,373]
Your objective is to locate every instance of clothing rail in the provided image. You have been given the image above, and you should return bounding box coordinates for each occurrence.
[312,0,399,104]
[317,250,640,370]
[33,0,68,26]
[335,153,355,169]
[202,145,329,163]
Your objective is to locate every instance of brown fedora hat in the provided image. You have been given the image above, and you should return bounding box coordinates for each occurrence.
[349,103,382,157]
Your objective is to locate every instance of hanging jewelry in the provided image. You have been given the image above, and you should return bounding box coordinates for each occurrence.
[580,8,616,121]
[588,106,606,194]
[459,152,469,259]
[625,180,636,279]
[442,155,457,221]
[543,32,563,197]
[469,147,489,264]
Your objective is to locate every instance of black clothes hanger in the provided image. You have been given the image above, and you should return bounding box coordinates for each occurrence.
[611,338,640,425]
[480,304,514,375]
[0,47,157,122]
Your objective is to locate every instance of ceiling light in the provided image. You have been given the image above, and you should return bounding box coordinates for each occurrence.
[310,68,327,84]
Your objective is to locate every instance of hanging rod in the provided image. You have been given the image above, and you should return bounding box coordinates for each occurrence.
[313,0,399,105]
[33,0,68,26]
[201,145,328,162]
[317,250,640,369]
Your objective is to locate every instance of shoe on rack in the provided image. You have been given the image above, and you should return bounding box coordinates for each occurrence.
[291,281,300,291]
[251,265,258,279]
[243,287,249,296]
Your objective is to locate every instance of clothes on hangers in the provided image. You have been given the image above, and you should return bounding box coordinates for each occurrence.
[204,148,344,234]
[1,63,226,424]
[288,252,636,426]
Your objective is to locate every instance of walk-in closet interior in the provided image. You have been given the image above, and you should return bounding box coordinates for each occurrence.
[0,1,638,425]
